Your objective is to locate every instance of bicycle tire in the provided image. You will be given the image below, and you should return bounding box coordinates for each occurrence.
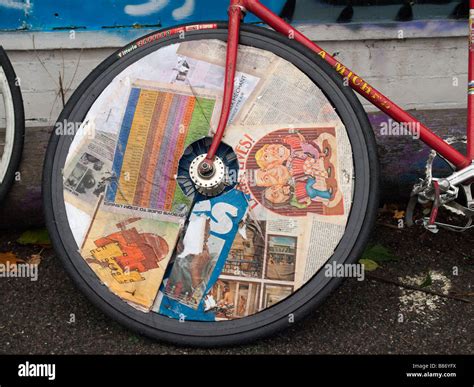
[43,22,379,347]
[0,46,24,205]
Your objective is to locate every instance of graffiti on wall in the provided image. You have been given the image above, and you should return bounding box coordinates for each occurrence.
[124,0,195,18]
[0,0,286,31]
[0,0,469,31]
[0,0,199,19]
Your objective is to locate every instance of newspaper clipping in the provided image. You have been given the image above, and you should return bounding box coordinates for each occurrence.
[63,39,355,320]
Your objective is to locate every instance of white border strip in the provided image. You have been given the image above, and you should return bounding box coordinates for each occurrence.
[0,19,468,51]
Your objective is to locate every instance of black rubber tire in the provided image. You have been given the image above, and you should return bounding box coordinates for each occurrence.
[42,22,380,347]
[0,46,24,205]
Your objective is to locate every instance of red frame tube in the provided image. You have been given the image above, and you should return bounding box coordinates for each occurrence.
[207,0,473,170]
[468,0,474,160]
[205,2,242,162]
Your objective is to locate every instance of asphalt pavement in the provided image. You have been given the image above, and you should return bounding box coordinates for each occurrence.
[0,216,472,355]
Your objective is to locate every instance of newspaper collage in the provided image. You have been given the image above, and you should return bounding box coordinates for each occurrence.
[63,39,354,319]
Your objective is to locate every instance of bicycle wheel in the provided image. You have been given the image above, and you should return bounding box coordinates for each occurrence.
[43,22,379,346]
[0,47,24,205]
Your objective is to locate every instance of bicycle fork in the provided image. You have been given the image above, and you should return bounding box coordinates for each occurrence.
[198,0,245,178]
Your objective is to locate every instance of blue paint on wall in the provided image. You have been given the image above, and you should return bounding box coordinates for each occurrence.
[0,2,26,30]
[0,0,286,31]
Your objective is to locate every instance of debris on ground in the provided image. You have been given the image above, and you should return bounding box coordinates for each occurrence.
[359,244,398,271]
[398,270,453,325]
[0,251,25,267]
[17,229,51,247]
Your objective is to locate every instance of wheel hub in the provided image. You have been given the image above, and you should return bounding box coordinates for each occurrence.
[189,154,226,197]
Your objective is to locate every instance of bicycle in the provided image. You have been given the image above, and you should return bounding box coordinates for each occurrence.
[42,0,474,346]
[0,46,24,205]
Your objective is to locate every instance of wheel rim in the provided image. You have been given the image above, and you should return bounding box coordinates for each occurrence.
[47,27,374,340]
[0,67,15,185]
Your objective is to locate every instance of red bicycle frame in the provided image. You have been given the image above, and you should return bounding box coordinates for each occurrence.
[205,0,474,172]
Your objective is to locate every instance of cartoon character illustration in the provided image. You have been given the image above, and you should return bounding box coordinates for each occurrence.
[255,132,327,180]
[293,177,333,206]
[254,164,291,187]
[263,178,335,208]
[255,144,291,170]
[87,217,170,284]
[284,133,329,181]
[263,184,292,206]
[245,128,344,216]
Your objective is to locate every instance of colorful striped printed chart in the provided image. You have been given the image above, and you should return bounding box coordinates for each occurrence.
[106,86,215,212]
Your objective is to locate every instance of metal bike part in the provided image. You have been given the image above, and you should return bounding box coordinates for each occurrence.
[420,162,474,205]
[463,183,474,210]
[407,147,474,231]
[189,154,226,197]
[434,163,474,193]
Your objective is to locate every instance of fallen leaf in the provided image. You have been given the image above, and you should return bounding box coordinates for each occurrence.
[362,244,397,263]
[419,273,433,288]
[28,254,42,266]
[0,251,25,266]
[17,229,51,247]
[359,259,379,271]
[393,210,405,220]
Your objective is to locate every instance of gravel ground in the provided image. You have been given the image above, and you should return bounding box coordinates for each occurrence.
[0,214,472,355]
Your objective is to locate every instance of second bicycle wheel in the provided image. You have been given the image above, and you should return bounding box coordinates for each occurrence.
[43,22,379,346]
[0,47,24,205]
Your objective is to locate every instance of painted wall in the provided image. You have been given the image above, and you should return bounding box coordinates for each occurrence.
[290,0,468,23]
[0,0,468,32]
[0,0,286,31]
[3,31,467,127]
